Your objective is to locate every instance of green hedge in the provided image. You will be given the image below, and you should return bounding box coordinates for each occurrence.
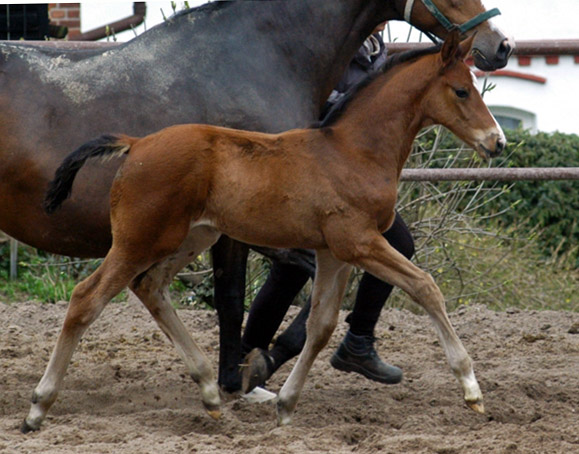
[485,130,578,265]
[408,129,578,267]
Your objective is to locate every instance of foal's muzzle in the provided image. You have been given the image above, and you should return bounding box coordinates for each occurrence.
[478,135,506,160]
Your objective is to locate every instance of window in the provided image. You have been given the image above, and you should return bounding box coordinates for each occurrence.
[494,115,522,131]
[489,106,537,133]
[0,4,49,40]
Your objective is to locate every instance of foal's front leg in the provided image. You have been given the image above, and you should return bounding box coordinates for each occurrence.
[338,231,484,413]
[277,249,352,425]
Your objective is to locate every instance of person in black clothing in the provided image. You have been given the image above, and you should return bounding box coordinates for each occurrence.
[241,24,415,392]
[323,25,388,115]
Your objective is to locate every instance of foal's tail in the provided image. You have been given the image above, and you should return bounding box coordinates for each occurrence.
[44,134,136,214]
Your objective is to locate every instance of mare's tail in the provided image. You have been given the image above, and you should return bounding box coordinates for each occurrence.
[44,134,135,214]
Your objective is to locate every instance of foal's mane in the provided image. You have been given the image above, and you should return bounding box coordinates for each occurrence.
[316,45,441,129]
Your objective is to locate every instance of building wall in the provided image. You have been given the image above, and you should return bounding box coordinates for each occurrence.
[48,3,81,39]
[476,55,579,135]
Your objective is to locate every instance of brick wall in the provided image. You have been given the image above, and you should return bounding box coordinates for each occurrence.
[48,3,81,39]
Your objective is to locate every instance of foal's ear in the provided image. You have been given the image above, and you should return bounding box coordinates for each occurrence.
[458,33,476,60]
[441,29,475,69]
[441,29,461,68]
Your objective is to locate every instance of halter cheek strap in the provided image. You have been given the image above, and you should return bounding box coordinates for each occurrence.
[404,0,501,35]
[454,6,501,34]
[404,0,416,23]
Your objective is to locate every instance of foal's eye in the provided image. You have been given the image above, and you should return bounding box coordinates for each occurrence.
[455,88,469,99]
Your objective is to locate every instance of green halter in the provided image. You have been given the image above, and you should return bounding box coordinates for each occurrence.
[405,0,501,36]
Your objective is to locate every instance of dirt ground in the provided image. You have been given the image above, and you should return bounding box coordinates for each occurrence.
[0,299,577,454]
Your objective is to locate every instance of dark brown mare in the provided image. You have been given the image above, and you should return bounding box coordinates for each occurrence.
[29,31,505,431]
[0,0,513,394]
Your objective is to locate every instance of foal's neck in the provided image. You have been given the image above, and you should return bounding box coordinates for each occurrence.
[332,58,435,177]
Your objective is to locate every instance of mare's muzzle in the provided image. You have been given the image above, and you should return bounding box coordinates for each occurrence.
[472,36,515,71]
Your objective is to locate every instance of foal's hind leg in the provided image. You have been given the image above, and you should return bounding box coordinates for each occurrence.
[129,226,222,418]
[277,249,352,425]
[22,250,140,432]
[334,231,484,413]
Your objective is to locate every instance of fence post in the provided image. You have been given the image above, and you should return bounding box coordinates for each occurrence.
[10,238,17,279]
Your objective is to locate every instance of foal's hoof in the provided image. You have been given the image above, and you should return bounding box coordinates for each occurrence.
[276,400,293,426]
[206,409,222,420]
[203,402,222,420]
[20,419,39,434]
[241,348,273,394]
[467,400,485,414]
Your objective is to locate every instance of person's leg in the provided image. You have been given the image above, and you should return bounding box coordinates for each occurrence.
[240,261,310,393]
[241,260,310,354]
[242,297,312,393]
[330,212,415,383]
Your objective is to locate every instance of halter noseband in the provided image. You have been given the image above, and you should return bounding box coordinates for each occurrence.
[404,0,501,38]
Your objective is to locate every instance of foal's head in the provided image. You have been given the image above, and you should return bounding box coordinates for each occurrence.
[421,31,506,160]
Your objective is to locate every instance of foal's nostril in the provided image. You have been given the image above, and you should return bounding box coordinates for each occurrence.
[496,138,505,155]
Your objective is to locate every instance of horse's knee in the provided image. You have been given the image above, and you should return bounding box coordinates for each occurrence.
[213,261,247,316]
[212,238,249,292]
[306,312,338,350]
[411,272,445,312]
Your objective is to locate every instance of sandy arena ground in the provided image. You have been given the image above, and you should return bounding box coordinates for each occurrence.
[0,300,577,453]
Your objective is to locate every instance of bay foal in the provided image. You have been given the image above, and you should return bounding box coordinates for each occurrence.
[30,32,504,430]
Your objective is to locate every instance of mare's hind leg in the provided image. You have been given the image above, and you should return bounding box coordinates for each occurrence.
[22,249,141,433]
[335,230,483,413]
[129,226,222,418]
[277,249,352,425]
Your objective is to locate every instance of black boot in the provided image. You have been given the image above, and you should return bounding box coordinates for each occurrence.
[330,331,402,384]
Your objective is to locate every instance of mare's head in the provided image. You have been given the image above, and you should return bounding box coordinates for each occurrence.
[420,30,506,159]
[399,0,514,70]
